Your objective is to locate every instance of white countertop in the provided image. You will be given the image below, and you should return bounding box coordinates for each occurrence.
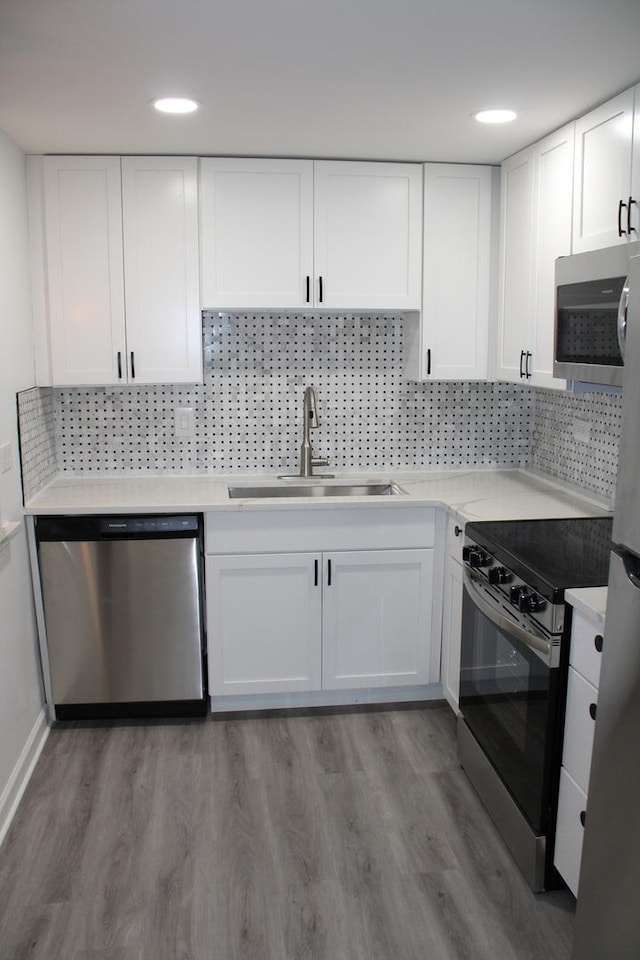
[24,467,611,524]
[565,586,608,625]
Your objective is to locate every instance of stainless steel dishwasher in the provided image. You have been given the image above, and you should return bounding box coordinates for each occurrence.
[36,514,207,720]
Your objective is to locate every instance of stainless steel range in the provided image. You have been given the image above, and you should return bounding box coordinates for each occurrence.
[457,516,612,892]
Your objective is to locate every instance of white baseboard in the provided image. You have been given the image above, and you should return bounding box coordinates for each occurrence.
[0,708,49,850]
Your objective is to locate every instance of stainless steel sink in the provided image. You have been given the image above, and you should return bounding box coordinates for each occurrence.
[228,482,406,499]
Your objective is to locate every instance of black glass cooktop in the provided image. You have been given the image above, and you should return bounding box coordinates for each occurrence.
[465,516,613,603]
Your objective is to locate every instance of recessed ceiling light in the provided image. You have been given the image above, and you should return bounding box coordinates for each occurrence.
[153,97,199,115]
[473,108,517,124]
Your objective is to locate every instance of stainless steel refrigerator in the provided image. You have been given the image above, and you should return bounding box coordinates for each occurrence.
[573,244,640,959]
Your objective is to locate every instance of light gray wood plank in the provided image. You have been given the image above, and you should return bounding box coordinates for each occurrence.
[0,705,575,960]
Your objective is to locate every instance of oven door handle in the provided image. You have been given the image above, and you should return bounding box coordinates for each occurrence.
[463,569,557,667]
[618,276,629,362]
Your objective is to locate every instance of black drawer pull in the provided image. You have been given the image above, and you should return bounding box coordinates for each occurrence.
[594,634,604,653]
[589,702,597,721]
[519,350,526,378]
[628,197,637,234]
[117,351,122,379]
[130,351,136,379]
[525,351,532,379]
[318,276,324,303]
[314,559,319,587]
[580,810,586,828]
[305,275,310,304]
[454,525,462,537]
[327,558,332,586]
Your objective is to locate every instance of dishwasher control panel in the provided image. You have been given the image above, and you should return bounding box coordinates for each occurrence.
[101,516,199,535]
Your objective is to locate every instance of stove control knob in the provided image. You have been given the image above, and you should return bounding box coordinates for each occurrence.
[488,566,512,585]
[510,584,526,605]
[519,593,546,614]
[467,548,490,568]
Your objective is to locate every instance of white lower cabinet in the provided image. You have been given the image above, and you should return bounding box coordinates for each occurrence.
[207,547,434,697]
[206,553,322,695]
[554,606,604,897]
[322,550,433,689]
[440,515,464,712]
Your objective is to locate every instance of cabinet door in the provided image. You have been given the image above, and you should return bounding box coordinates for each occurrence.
[562,666,598,793]
[632,83,640,235]
[441,555,463,713]
[417,164,492,380]
[41,156,126,386]
[206,553,322,696]
[199,158,314,309]
[530,124,574,389]
[322,549,433,689]
[572,88,635,252]
[495,148,535,382]
[314,161,423,310]
[122,157,202,384]
[554,767,587,897]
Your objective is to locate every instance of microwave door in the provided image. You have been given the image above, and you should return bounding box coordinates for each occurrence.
[613,253,640,553]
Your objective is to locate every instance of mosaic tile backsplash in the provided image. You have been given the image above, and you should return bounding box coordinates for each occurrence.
[52,314,532,475]
[531,387,622,501]
[16,387,57,502]
[17,313,622,502]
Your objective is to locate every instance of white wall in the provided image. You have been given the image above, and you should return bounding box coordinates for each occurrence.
[0,129,46,837]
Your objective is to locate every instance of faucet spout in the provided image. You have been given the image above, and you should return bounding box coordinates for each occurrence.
[279,386,334,480]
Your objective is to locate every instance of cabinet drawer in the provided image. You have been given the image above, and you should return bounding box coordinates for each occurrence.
[554,768,588,898]
[562,666,598,793]
[205,506,435,555]
[570,609,604,687]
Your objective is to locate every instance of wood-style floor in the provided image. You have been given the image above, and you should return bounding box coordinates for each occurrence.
[0,704,575,960]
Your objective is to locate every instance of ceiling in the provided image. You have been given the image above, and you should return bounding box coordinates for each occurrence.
[1,0,640,164]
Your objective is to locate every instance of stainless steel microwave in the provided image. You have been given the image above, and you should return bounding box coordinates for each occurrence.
[554,241,640,386]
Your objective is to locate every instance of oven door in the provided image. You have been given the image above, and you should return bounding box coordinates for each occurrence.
[460,568,561,834]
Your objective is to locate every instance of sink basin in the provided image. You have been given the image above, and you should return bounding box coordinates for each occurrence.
[228,482,406,499]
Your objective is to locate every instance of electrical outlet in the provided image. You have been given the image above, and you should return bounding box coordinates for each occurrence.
[0,442,12,473]
[174,407,195,438]
[573,418,592,443]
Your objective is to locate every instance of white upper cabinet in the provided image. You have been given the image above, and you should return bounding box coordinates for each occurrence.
[313,161,423,310]
[199,158,314,309]
[35,156,126,386]
[29,155,202,386]
[530,125,574,388]
[496,149,535,382]
[199,159,423,310]
[121,157,202,384]
[495,124,574,388]
[404,163,493,381]
[572,88,636,252]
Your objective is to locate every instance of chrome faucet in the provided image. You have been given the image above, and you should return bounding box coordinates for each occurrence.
[280,386,333,479]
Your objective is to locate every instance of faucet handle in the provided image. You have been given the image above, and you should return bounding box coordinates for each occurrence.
[312,456,329,468]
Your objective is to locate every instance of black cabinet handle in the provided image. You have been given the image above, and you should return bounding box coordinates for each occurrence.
[519,350,526,378]
[618,198,627,237]
[427,348,431,376]
[526,351,532,379]
[305,275,310,304]
[594,634,604,653]
[117,351,122,380]
[628,197,637,234]
[589,702,597,721]
[314,559,319,587]
[580,810,586,828]
[454,525,462,537]
[327,558,332,586]
[318,276,324,303]
[130,351,136,379]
